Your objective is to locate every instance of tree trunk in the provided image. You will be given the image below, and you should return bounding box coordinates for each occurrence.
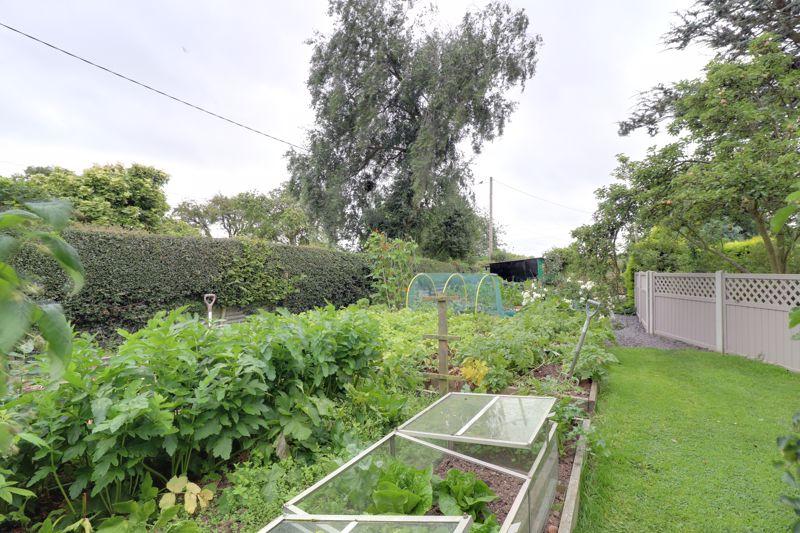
[751,206,786,273]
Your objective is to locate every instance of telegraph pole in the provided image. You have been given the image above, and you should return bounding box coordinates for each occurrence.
[488,176,493,260]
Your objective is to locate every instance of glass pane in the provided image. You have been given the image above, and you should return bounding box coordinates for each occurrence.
[527,433,559,533]
[462,397,554,445]
[403,394,492,435]
[293,441,394,514]
[268,520,465,533]
[269,521,347,533]
[353,524,462,532]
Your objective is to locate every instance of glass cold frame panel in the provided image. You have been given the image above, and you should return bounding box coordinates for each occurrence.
[461,396,554,445]
[263,518,468,533]
[400,394,555,448]
[402,394,493,435]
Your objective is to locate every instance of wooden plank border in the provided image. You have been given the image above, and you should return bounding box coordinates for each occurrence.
[557,417,591,533]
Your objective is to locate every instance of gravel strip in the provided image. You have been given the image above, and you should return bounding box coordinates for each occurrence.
[612,314,700,350]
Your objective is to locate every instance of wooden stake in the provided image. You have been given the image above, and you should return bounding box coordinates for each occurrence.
[422,294,460,394]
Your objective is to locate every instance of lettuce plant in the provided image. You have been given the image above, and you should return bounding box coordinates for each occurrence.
[367,460,433,515]
[434,469,496,521]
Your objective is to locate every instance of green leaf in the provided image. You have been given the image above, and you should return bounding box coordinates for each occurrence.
[211,436,232,459]
[91,397,113,426]
[35,233,84,293]
[25,200,72,231]
[164,434,178,456]
[193,419,222,441]
[6,486,36,498]
[771,205,797,233]
[0,209,39,230]
[437,492,462,515]
[0,298,32,354]
[0,235,17,261]
[33,303,73,377]
[17,432,48,449]
[282,419,312,441]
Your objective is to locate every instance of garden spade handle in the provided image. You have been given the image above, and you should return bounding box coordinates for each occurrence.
[204,293,216,325]
[566,299,601,379]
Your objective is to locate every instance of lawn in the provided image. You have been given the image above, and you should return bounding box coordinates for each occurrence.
[577,347,800,532]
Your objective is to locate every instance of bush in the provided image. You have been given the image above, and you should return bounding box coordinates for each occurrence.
[2,305,380,524]
[13,227,370,340]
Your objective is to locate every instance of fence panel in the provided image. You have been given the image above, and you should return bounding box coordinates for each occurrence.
[724,274,800,371]
[633,271,800,372]
[651,273,716,349]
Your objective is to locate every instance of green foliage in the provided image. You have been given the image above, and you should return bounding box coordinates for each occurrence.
[434,469,496,521]
[174,185,315,244]
[2,164,170,232]
[13,227,371,340]
[777,412,800,530]
[289,0,540,245]
[367,460,433,515]
[213,238,293,309]
[363,231,417,309]
[204,455,341,531]
[0,200,83,424]
[2,305,379,526]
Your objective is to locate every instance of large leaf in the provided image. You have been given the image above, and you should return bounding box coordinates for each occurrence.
[771,205,797,233]
[0,209,39,230]
[0,235,17,261]
[35,233,84,293]
[25,200,72,231]
[211,436,232,459]
[0,298,32,355]
[33,303,73,377]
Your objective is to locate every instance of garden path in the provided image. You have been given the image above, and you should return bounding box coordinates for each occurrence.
[611,314,697,350]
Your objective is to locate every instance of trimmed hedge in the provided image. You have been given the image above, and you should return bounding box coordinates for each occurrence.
[15,227,370,340]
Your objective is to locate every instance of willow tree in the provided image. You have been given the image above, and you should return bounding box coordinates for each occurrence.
[287,0,541,249]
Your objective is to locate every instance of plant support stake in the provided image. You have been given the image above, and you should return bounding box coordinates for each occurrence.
[566,299,600,379]
[422,294,460,394]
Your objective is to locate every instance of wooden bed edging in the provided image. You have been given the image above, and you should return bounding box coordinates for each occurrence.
[557,417,591,533]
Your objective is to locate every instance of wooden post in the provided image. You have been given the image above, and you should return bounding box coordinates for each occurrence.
[422,294,460,394]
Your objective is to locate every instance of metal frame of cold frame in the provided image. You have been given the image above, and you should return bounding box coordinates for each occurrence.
[257,514,473,533]
[397,392,556,449]
[279,427,558,533]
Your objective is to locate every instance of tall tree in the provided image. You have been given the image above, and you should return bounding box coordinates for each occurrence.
[620,0,800,135]
[1,164,170,231]
[621,37,800,273]
[174,185,315,244]
[288,0,541,247]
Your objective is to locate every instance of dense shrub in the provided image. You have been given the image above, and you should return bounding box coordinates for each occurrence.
[13,227,370,340]
[2,306,380,523]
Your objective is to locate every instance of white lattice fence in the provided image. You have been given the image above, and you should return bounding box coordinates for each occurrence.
[634,271,800,372]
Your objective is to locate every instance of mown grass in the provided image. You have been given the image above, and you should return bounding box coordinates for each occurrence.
[576,347,800,532]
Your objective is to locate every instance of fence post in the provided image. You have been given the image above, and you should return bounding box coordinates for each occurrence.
[646,271,655,334]
[715,270,725,353]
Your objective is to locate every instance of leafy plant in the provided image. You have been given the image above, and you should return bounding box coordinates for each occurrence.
[367,459,433,515]
[159,476,214,515]
[434,469,496,521]
[459,358,489,388]
[363,231,417,309]
[471,513,500,533]
[776,411,800,531]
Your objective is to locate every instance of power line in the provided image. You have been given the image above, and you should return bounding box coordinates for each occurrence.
[479,178,593,215]
[0,21,307,152]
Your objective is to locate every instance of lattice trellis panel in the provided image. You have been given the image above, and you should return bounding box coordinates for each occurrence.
[725,277,800,309]
[653,275,715,299]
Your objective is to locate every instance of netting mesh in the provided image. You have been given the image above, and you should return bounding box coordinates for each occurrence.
[405,273,510,315]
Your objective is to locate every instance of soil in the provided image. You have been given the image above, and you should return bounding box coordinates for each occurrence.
[612,314,700,350]
[433,456,524,524]
[545,436,578,532]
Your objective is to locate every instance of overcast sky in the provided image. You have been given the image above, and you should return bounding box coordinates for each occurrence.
[0,1,711,255]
